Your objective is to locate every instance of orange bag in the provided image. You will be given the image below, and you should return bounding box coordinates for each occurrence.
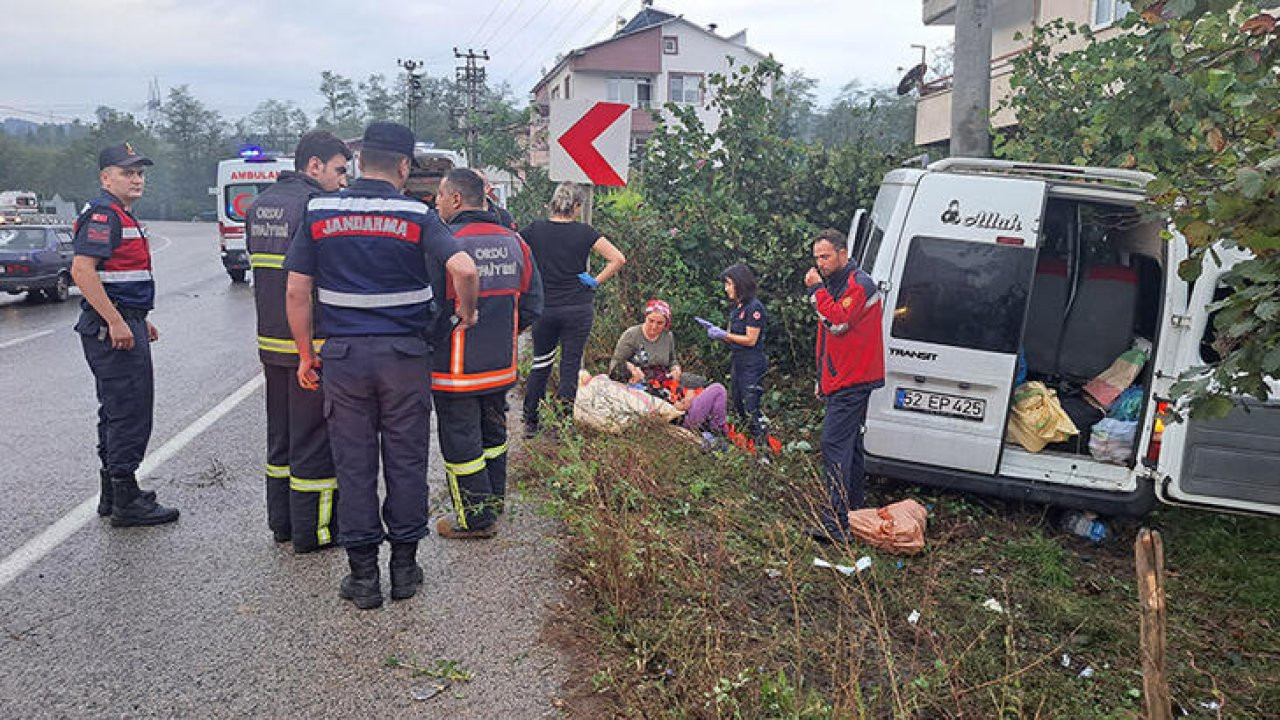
[847,500,928,555]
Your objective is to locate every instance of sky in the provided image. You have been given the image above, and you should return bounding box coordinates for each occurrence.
[2,1,953,125]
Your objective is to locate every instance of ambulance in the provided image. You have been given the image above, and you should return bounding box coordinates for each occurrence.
[214,146,290,282]
[849,158,1278,517]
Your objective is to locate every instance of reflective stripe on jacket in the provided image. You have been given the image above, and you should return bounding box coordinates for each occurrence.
[246,171,324,366]
[73,195,154,309]
[305,190,436,337]
[432,215,540,395]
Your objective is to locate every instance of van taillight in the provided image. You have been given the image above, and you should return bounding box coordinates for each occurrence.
[1145,400,1171,464]
[996,236,1025,246]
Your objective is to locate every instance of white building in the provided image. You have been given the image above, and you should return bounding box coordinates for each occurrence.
[527,3,767,167]
[916,0,1133,146]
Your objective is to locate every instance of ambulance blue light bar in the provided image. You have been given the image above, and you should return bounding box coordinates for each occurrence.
[238,144,277,163]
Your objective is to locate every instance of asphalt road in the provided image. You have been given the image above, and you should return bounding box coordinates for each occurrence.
[0,222,566,718]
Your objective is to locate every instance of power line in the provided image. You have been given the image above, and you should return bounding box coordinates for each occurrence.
[476,0,530,51]
[501,0,632,94]
[489,0,555,59]
[463,0,510,48]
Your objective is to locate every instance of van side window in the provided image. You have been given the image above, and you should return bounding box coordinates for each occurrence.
[859,184,904,274]
[892,236,1035,354]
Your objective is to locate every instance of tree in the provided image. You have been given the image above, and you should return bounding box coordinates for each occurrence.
[631,57,914,374]
[157,86,232,219]
[812,82,915,152]
[360,73,396,123]
[242,100,309,151]
[997,1,1280,417]
[317,71,362,136]
[773,70,818,141]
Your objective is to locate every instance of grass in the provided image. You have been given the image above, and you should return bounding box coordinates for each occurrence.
[515,410,1280,719]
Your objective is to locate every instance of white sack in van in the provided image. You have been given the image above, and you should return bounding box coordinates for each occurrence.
[1088,418,1138,464]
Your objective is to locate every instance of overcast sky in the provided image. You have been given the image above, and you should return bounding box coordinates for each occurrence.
[3,1,952,125]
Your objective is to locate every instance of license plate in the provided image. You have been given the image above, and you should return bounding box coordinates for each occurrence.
[894,387,986,421]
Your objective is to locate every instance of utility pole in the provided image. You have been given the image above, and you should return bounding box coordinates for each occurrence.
[398,58,425,134]
[452,47,490,168]
[950,0,993,158]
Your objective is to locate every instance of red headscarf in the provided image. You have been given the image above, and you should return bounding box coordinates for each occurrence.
[644,299,672,329]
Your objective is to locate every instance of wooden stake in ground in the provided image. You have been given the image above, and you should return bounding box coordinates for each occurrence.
[1135,528,1172,720]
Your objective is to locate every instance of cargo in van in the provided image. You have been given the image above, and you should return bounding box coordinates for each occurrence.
[852,158,1279,518]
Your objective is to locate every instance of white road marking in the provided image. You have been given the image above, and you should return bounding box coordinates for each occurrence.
[0,372,265,590]
[148,234,173,254]
[0,329,55,350]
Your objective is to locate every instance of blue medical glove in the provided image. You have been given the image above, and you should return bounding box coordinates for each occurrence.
[707,326,728,342]
[693,316,716,330]
[577,272,599,288]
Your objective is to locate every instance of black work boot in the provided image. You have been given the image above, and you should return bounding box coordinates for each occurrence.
[389,542,424,601]
[110,476,179,528]
[98,469,155,517]
[97,469,112,516]
[339,545,383,610]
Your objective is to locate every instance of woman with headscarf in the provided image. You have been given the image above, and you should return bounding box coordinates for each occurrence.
[610,299,728,437]
[521,182,626,436]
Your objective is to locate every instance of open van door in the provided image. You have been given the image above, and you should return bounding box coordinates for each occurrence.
[865,172,1047,475]
[1155,247,1280,516]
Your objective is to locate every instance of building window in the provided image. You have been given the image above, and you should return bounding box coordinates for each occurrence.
[563,76,571,100]
[662,36,678,55]
[1093,0,1133,27]
[550,86,560,100]
[606,77,653,109]
[668,74,702,105]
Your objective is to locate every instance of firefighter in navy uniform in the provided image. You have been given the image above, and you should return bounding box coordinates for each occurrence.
[70,142,178,527]
[431,168,542,539]
[284,123,479,609]
[245,131,351,552]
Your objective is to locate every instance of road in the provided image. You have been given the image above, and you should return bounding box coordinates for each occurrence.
[0,222,565,718]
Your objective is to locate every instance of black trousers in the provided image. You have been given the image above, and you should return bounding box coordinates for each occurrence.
[263,364,339,552]
[523,302,594,427]
[820,385,873,530]
[77,312,153,478]
[321,336,432,547]
[434,391,509,530]
[730,352,768,442]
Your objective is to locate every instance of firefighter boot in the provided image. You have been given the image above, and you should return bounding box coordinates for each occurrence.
[389,542,424,601]
[109,476,179,528]
[98,469,155,517]
[339,544,383,610]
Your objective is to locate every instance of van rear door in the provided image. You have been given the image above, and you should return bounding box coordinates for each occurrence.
[865,172,1047,475]
[1155,247,1280,516]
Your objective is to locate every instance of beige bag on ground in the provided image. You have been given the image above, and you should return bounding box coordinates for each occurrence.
[847,499,928,555]
[572,371,681,434]
[1005,381,1079,452]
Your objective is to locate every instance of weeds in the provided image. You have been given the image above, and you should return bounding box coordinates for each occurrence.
[517,416,1280,718]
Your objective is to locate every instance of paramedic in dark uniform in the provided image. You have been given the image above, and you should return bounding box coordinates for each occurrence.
[431,168,542,539]
[70,142,179,527]
[285,122,479,609]
[803,228,885,543]
[245,130,350,552]
[717,263,769,447]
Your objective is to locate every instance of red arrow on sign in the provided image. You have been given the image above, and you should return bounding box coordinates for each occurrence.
[556,102,630,186]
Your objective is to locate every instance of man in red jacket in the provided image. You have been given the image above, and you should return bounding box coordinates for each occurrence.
[803,228,885,543]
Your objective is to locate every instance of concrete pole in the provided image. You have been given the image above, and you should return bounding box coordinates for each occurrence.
[950,0,993,158]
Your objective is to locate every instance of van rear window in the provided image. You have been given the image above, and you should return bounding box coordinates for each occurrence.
[891,236,1035,354]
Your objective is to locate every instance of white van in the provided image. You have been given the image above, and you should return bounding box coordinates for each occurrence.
[213,148,291,282]
[851,158,1279,517]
